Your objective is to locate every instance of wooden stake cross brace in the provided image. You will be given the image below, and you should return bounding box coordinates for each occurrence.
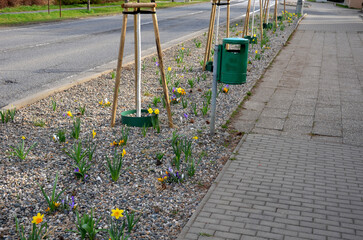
[111,1,174,128]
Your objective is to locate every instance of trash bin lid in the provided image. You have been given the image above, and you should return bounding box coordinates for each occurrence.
[223,37,249,45]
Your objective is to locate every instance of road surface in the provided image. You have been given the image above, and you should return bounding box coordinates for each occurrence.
[0,0,266,108]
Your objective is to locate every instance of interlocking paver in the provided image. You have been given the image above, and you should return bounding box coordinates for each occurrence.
[178,132,363,239]
[178,3,363,240]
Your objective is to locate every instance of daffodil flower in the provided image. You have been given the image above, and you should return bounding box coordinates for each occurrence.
[168,67,171,71]
[21,136,26,140]
[31,213,44,225]
[148,108,153,114]
[154,109,159,115]
[67,111,73,117]
[53,134,59,141]
[121,149,126,157]
[255,50,258,54]
[92,130,96,139]
[193,136,198,140]
[111,208,124,219]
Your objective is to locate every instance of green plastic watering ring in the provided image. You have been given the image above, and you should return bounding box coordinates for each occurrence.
[121,109,156,128]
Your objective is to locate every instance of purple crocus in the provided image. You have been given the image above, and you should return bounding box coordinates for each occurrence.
[184,113,188,119]
[74,168,79,172]
[155,62,159,67]
[69,196,75,209]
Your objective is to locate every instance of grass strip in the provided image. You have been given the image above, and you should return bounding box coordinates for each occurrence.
[0,0,209,26]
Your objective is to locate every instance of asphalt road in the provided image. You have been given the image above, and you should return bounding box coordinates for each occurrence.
[0,0,264,108]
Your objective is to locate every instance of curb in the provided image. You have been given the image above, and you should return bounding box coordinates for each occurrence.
[0,29,207,111]
[176,13,307,240]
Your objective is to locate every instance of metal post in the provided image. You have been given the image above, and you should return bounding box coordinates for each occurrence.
[215,5,220,45]
[296,0,303,15]
[251,0,256,36]
[210,45,219,135]
[136,13,142,117]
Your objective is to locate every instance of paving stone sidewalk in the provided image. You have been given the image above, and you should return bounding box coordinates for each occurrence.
[178,2,363,240]
[179,134,363,240]
[232,3,363,146]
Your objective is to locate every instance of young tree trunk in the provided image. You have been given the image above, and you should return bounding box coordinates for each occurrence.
[87,0,91,11]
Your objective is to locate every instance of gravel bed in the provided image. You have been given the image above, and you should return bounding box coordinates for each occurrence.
[0,14,300,239]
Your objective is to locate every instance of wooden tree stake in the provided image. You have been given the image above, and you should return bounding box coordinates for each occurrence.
[111,13,128,127]
[202,0,230,71]
[259,0,263,38]
[151,7,174,128]
[203,0,216,71]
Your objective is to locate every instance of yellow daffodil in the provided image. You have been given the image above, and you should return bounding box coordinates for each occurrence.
[177,88,182,94]
[21,136,26,140]
[255,50,258,54]
[99,100,103,105]
[167,67,171,71]
[154,109,159,115]
[236,23,238,26]
[181,47,185,50]
[105,98,111,106]
[67,111,73,117]
[92,130,96,139]
[122,149,126,157]
[31,213,44,225]
[111,208,124,219]
[148,108,153,114]
[193,136,198,140]
[253,34,256,37]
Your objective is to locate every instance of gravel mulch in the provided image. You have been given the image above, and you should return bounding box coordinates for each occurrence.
[0,13,301,240]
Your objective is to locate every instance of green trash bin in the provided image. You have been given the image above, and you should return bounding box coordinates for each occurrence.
[218,38,249,85]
